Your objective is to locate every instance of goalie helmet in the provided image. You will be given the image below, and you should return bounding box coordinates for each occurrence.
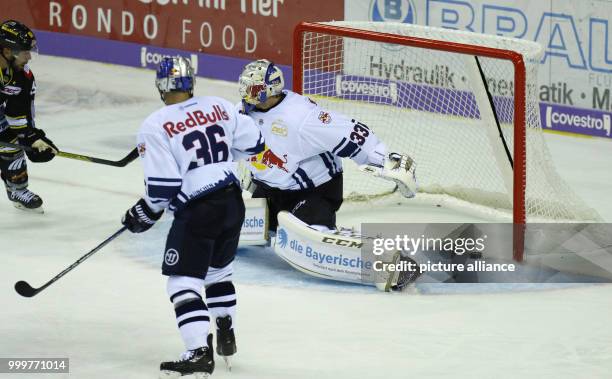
[0,20,37,53]
[155,56,195,98]
[238,59,284,110]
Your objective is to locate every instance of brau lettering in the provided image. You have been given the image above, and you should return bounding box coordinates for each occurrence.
[163,105,229,137]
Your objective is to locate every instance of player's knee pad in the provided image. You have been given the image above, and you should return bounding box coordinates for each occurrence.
[0,149,25,162]
[203,263,233,287]
[166,275,205,301]
[205,281,236,298]
[205,280,237,323]
[167,275,211,350]
[0,152,28,190]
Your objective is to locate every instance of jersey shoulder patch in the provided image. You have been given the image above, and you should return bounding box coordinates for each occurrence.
[318,111,332,124]
[23,65,34,79]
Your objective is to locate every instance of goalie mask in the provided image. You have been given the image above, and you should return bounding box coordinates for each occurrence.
[238,59,284,112]
[155,56,195,100]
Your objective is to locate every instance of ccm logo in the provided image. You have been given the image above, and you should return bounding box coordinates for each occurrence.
[164,105,229,137]
[321,236,363,248]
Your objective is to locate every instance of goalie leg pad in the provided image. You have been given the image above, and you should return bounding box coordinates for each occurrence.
[274,212,419,291]
[239,197,269,246]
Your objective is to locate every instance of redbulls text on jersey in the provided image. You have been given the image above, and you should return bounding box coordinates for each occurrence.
[163,105,230,138]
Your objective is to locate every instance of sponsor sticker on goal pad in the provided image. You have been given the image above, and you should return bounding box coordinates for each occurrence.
[359,223,612,285]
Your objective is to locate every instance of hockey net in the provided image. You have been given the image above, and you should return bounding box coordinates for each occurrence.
[293,21,600,230]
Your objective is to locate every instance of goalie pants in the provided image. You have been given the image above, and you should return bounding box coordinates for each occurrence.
[252,173,343,231]
[162,184,245,279]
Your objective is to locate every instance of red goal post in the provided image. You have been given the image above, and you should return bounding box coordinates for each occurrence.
[293,21,528,260]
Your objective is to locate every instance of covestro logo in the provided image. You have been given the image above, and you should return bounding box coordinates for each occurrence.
[335,75,398,104]
[545,106,611,137]
[140,47,199,74]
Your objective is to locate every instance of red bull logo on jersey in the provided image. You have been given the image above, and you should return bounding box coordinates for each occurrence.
[318,111,332,124]
[163,105,229,137]
[248,146,289,172]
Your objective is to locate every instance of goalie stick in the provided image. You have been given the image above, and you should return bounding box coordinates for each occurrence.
[14,226,128,298]
[0,141,139,168]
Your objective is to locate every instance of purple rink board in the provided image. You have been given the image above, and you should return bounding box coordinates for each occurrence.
[35,30,293,88]
[308,69,611,139]
[36,31,610,140]
[540,103,611,139]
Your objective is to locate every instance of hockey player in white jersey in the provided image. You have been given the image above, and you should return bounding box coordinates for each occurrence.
[238,59,419,291]
[239,59,417,232]
[121,57,264,377]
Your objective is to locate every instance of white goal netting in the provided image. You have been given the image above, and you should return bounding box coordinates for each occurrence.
[296,21,600,222]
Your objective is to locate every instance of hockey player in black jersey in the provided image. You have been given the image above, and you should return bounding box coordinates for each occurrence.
[0,20,58,212]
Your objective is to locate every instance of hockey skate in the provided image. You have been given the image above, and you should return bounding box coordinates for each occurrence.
[6,188,43,213]
[376,251,422,292]
[215,315,237,371]
[160,334,214,378]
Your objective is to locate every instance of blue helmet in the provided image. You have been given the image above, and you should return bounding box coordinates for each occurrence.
[155,56,195,99]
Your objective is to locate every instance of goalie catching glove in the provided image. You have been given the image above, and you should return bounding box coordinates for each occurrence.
[360,152,417,198]
[122,198,164,233]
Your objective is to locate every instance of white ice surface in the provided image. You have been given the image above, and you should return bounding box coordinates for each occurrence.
[1,55,611,379]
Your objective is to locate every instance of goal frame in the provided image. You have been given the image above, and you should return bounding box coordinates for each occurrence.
[292,21,527,261]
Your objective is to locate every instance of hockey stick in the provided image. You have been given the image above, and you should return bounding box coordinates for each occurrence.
[14,226,128,298]
[0,141,138,167]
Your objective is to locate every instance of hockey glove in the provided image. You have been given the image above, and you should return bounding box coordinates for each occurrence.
[122,198,164,233]
[359,152,418,198]
[21,128,59,162]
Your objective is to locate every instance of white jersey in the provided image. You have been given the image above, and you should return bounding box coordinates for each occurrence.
[137,96,264,212]
[242,90,386,190]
